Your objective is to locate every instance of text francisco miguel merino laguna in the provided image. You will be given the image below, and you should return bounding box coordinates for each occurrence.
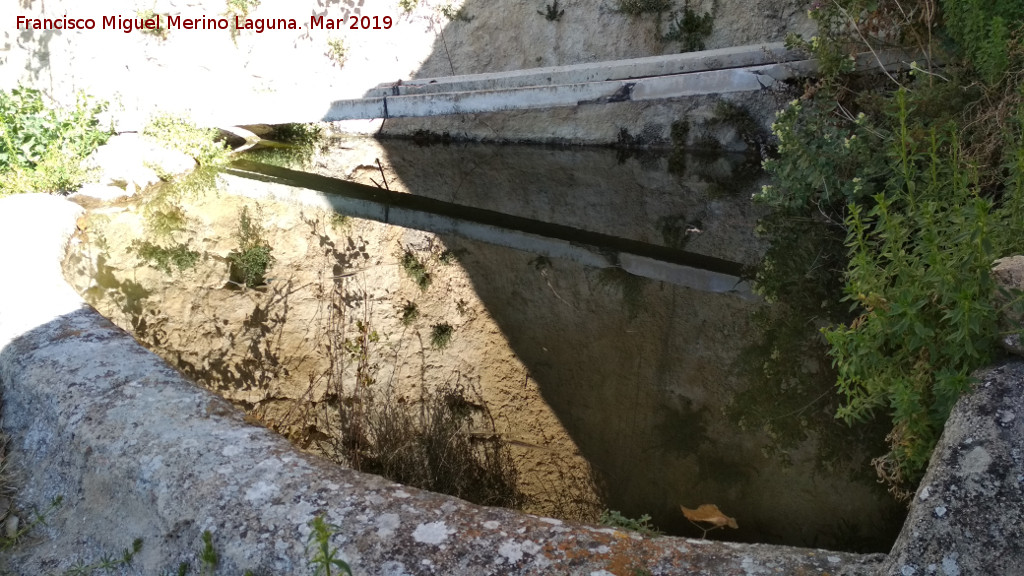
[16,14,361,34]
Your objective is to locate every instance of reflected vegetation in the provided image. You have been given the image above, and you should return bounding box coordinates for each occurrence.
[63,136,904,552]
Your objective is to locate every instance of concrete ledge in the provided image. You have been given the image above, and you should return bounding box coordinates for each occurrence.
[0,193,884,574]
[366,43,801,96]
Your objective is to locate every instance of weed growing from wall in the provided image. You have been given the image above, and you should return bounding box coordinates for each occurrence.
[132,240,201,274]
[400,301,419,325]
[400,249,432,291]
[538,1,565,21]
[312,280,523,509]
[430,322,454,350]
[662,1,714,51]
[228,206,275,288]
[437,248,460,265]
[596,267,645,318]
[440,3,474,22]
[617,0,670,16]
[64,538,143,575]
[398,0,418,13]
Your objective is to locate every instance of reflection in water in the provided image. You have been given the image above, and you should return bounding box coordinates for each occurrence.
[64,137,903,551]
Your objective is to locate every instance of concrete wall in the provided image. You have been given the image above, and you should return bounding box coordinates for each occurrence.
[1,0,811,144]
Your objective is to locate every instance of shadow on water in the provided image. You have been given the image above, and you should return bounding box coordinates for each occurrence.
[323,139,905,550]
[67,137,904,552]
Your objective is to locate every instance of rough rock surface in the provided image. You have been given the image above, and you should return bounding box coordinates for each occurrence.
[992,255,1024,356]
[882,360,1024,575]
[0,196,888,574]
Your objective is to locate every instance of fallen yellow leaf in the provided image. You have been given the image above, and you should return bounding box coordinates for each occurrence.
[681,504,738,529]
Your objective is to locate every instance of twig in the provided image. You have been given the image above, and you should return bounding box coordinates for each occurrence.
[375,158,390,191]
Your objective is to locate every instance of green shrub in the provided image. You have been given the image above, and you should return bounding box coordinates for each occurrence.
[132,240,201,274]
[441,3,474,22]
[400,249,432,291]
[758,99,886,212]
[327,38,347,67]
[0,86,109,195]
[823,92,1024,496]
[430,322,454,350]
[662,2,714,52]
[228,206,274,288]
[599,509,663,536]
[758,0,1024,498]
[142,114,230,167]
[400,301,419,325]
[940,0,1024,84]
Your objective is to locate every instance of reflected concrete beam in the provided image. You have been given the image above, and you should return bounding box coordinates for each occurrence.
[223,160,753,297]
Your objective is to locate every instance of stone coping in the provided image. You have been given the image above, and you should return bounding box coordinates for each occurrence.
[1,191,1019,574]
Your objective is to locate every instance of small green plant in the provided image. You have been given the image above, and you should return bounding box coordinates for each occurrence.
[271,123,323,145]
[440,3,474,22]
[132,240,201,274]
[758,0,1024,498]
[617,0,670,16]
[307,516,353,576]
[430,322,454,350]
[247,123,325,169]
[398,0,418,13]
[599,509,663,536]
[400,249,432,291]
[0,86,110,195]
[538,0,565,21]
[0,496,62,550]
[65,538,143,575]
[142,114,230,167]
[529,255,552,271]
[327,38,347,67]
[330,213,351,231]
[437,248,459,265]
[136,9,169,39]
[822,97,1024,496]
[596,267,645,317]
[400,300,419,325]
[226,0,259,17]
[228,206,275,288]
[663,1,714,51]
[198,530,218,576]
[144,204,188,237]
[941,0,1024,84]
[226,0,260,37]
